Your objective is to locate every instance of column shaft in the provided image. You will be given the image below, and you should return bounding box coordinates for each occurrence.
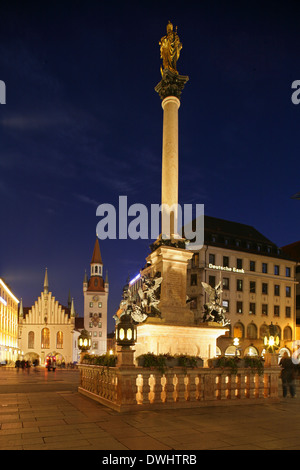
[161,96,180,238]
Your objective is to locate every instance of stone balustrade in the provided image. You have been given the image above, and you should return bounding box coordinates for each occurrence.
[78,365,280,412]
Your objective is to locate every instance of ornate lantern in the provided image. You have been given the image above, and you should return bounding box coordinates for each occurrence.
[78,329,91,352]
[264,322,280,353]
[116,310,137,347]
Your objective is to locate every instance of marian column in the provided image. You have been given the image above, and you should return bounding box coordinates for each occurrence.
[133,23,228,361]
[140,22,194,329]
[155,21,189,240]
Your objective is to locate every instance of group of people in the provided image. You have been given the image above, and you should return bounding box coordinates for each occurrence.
[15,359,37,371]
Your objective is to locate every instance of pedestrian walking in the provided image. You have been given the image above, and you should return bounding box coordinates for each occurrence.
[279,352,296,398]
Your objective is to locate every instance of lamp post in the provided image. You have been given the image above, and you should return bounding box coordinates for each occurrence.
[263,322,280,367]
[233,337,241,357]
[115,309,137,368]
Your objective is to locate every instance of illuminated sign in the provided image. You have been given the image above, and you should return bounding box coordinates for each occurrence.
[0,296,7,306]
[208,263,245,274]
[129,273,141,286]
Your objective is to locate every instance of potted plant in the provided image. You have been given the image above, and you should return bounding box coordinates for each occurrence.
[177,354,203,369]
[244,356,264,376]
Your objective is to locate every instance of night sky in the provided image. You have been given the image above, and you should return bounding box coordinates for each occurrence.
[1,0,300,333]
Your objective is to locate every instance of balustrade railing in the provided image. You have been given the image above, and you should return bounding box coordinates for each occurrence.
[78,365,280,412]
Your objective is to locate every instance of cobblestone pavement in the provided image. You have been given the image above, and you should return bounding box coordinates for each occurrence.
[0,367,299,450]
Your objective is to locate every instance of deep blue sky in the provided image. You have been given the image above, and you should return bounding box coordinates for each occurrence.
[1,0,300,332]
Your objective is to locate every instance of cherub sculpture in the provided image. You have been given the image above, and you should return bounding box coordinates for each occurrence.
[201,279,230,327]
[114,272,163,326]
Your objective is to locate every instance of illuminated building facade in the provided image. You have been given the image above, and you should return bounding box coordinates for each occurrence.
[0,278,19,363]
[83,239,109,356]
[187,216,297,357]
[18,269,80,365]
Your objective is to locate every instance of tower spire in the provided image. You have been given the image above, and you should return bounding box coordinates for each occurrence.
[70,298,75,317]
[90,239,103,277]
[44,268,49,294]
[19,298,23,318]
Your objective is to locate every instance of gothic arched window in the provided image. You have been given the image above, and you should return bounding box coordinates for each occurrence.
[41,328,50,349]
[57,331,63,349]
[28,331,34,349]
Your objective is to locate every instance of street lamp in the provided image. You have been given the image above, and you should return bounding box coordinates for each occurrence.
[263,322,280,353]
[116,310,137,347]
[233,337,241,356]
[115,309,137,368]
[78,329,91,353]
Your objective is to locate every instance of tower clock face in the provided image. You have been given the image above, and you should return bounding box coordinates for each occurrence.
[93,296,99,301]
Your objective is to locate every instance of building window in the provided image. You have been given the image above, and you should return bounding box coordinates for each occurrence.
[250,281,256,293]
[283,326,292,341]
[237,258,243,269]
[286,286,291,297]
[262,304,268,316]
[249,303,256,315]
[98,322,102,328]
[237,279,243,292]
[57,331,63,349]
[274,265,280,275]
[250,261,256,272]
[209,253,215,265]
[286,267,291,277]
[223,256,229,267]
[28,331,34,349]
[41,328,50,349]
[98,302,102,308]
[247,323,257,340]
[233,322,244,338]
[208,276,215,288]
[222,300,229,312]
[192,253,199,268]
[223,278,229,290]
[274,285,280,296]
[260,324,269,339]
[274,305,280,317]
[191,274,197,286]
[286,306,291,318]
[92,341,98,349]
[262,263,268,274]
[89,302,93,308]
[237,301,243,314]
[262,283,268,295]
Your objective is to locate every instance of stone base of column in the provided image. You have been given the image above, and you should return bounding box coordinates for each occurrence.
[144,244,194,326]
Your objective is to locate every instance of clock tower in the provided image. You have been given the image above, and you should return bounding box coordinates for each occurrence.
[83,239,109,355]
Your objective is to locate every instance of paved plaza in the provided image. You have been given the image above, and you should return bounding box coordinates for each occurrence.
[0,367,299,450]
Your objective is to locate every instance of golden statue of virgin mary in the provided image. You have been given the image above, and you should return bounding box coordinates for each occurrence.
[159,21,182,76]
